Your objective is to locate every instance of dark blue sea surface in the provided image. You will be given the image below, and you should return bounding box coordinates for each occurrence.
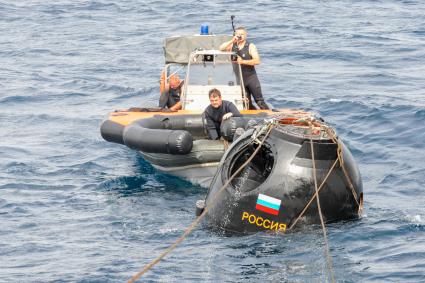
[1,1,424,282]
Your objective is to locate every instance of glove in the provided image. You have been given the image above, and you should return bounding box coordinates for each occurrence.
[222,113,233,120]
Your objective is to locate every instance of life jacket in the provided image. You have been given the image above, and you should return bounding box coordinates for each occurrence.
[235,41,257,80]
[170,87,180,98]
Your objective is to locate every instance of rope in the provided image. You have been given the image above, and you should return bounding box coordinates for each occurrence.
[287,158,339,230]
[127,123,275,283]
[287,119,366,282]
[309,123,335,283]
[324,127,359,206]
[127,117,359,282]
[288,126,360,230]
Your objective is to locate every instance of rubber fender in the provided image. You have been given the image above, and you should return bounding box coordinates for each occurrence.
[220,117,259,141]
[152,114,206,139]
[122,117,194,154]
[100,120,125,145]
[123,124,192,154]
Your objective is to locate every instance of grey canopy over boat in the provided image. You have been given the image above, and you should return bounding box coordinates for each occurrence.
[163,35,232,64]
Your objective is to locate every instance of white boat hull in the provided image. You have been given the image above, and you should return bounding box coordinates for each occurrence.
[151,162,219,188]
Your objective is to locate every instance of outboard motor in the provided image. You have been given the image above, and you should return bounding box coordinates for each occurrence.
[199,119,363,234]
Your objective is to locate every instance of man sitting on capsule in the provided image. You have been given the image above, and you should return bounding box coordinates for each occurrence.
[204,88,241,140]
[158,72,183,111]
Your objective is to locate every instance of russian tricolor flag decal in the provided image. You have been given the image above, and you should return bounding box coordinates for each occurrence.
[255,194,281,215]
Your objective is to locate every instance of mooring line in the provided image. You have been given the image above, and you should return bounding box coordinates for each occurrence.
[128,118,358,282]
[324,127,359,207]
[288,158,339,230]
[127,123,275,283]
[309,123,335,283]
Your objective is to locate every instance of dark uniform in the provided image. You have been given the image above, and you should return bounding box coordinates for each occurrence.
[158,87,180,109]
[204,100,241,140]
[235,41,269,110]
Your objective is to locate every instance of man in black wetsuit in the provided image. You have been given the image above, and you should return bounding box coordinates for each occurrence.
[220,26,270,110]
[158,74,182,111]
[204,88,241,140]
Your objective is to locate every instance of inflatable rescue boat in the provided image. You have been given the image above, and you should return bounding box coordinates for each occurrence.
[101,34,314,187]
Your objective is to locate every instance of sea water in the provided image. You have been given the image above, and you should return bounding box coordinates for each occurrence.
[1,1,424,282]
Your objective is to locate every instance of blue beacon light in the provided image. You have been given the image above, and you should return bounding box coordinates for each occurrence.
[200,24,209,35]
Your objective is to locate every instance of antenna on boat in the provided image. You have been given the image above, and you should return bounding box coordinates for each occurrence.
[230,15,236,33]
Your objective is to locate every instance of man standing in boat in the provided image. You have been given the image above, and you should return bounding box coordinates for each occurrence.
[204,88,241,140]
[219,26,270,110]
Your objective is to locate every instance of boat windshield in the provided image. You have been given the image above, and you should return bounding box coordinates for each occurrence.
[187,55,242,86]
[182,52,245,111]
